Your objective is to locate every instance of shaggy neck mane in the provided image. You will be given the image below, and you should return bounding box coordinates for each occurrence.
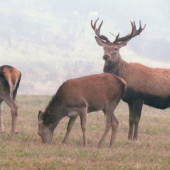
[43,94,64,125]
[104,54,128,78]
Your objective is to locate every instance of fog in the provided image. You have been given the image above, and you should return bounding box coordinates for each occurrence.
[0,0,169,94]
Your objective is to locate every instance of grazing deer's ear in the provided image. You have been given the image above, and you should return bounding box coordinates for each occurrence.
[38,111,43,121]
[95,36,106,46]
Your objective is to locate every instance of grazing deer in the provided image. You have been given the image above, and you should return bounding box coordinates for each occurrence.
[91,18,170,140]
[0,65,21,133]
[38,73,126,148]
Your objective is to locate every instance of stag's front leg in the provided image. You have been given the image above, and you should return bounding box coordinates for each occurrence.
[128,102,134,140]
[62,116,77,144]
[0,102,4,133]
[128,100,143,140]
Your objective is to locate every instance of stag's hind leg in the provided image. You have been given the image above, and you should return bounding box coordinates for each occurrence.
[98,101,119,148]
[0,102,4,133]
[3,96,18,133]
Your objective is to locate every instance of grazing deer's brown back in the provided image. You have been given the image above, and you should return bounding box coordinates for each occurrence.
[57,73,126,108]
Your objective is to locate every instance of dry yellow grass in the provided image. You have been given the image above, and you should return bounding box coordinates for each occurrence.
[0,95,170,170]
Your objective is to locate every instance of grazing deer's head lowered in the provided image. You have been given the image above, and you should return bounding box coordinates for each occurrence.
[38,73,126,148]
[91,18,146,67]
[91,18,170,141]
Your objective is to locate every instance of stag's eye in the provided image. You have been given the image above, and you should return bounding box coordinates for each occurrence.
[115,47,118,50]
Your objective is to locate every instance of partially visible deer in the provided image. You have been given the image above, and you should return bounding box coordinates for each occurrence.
[91,18,170,140]
[38,73,126,148]
[0,65,21,133]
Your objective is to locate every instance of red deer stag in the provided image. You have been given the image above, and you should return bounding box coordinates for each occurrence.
[91,18,168,140]
[38,73,126,148]
[0,65,21,133]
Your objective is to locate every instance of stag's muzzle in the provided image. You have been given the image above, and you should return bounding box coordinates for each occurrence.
[103,55,110,61]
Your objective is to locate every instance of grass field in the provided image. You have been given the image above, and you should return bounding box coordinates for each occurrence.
[0,95,170,170]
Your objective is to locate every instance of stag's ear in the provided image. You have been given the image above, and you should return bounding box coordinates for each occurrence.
[38,111,44,121]
[95,36,106,46]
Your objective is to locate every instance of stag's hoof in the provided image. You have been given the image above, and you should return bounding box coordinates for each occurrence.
[97,144,102,149]
[133,138,138,141]
[109,145,114,149]
[12,131,18,134]
[128,137,133,140]
[62,141,67,146]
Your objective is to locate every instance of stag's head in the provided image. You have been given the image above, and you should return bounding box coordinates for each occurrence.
[91,18,146,63]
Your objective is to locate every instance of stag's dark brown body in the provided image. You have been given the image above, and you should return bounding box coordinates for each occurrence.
[91,18,170,140]
[38,73,126,148]
[105,61,170,109]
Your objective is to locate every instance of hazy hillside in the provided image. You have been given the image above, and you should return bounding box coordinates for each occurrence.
[0,0,170,94]
[0,1,105,94]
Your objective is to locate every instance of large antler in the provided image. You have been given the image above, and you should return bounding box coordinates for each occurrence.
[113,20,146,44]
[91,18,111,43]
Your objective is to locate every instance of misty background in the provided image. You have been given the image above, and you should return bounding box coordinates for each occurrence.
[0,0,170,95]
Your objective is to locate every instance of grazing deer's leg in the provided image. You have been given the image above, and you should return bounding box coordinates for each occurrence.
[0,102,4,133]
[128,100,143,140]
[110,113,119,148]
[3,97,18,133]
[12,78,20,101]
[98,113,112,148]
[12,87,18,101]
[98,101,119,148]
[99,101,119,148]
[62,116,77,144]
[79,107,87,146]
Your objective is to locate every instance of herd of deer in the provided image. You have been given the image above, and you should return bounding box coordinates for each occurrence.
[1,18,170,148]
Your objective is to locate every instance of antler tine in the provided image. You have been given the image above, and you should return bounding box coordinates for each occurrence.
[91,18,99,30]
[95,20,103,36]
[114,30,120,42]
[91,18,110,43]
[140,20,146,32]
[130,20,146,38]
[113,20,146,44]
[113,21,134,43]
